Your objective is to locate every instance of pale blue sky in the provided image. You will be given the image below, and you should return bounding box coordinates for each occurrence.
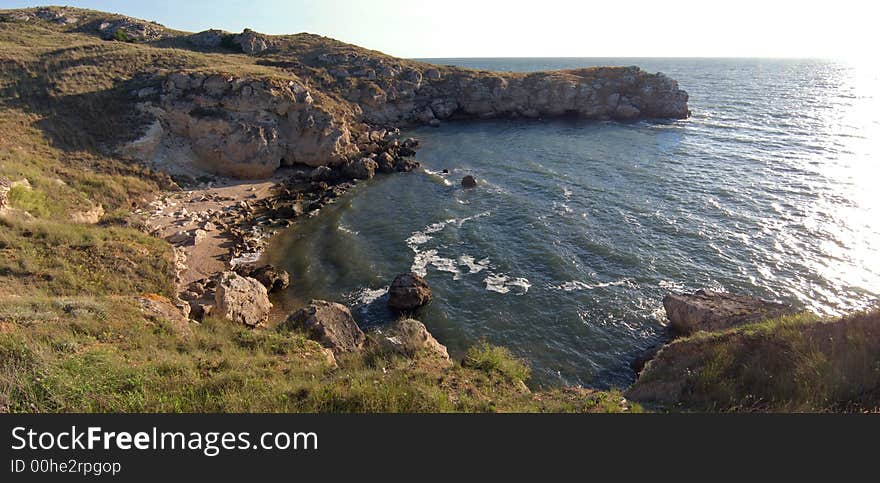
[2,0,873,59]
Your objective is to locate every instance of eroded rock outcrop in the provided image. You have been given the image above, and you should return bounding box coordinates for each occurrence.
[352,65,689,125]
[664,290,794,335]
[150,72,359,178]
[23,10,688,179]
[280,300,365,354]
[96,17,169,42]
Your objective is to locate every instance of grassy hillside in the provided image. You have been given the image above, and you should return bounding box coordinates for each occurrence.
[1,6,876,414]
[628,310,880,412]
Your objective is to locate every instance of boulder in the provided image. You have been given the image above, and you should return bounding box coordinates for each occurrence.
[187,29,227,48]
[280,300,365,354]
[238,264,290,293]
[309,165,334,182]
[135,294,191,337]
[461,175,477,188]
[233,28,272,54]
[375,152,396,173]
[394,159,419,172]
[388,273,432,311]
[0,177,11,213]
[213,271,272,327]
[663,290,794,335]
[372,319,450,363]
[342,158,378,180]
[70,204,104,224]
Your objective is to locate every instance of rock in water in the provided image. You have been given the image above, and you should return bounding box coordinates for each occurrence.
[461,175,477,188]
[388,273,432,311]
[342,157,378,180]
[371,319,450,364]
[663,290,794,335]
[280,300,365,354]
[213,271,272,327]
[237,264,290,293]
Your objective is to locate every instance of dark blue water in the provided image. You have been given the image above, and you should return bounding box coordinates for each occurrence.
[268,58,880,388]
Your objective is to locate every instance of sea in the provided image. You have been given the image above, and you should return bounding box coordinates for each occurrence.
[265,58,880,388]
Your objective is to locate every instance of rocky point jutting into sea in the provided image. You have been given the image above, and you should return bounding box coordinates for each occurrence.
[5,7,877,413]
[129,29,689,179]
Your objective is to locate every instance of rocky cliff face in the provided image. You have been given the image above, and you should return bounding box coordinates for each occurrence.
[139,62,688,178]
[152,72,359,177]
[2,7,690,179]
[345,64,689,125]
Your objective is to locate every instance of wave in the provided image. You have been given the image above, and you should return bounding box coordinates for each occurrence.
[549,278,634,291]
[484,273,531,295]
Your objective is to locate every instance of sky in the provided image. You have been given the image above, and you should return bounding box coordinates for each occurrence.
[2,0,876,59]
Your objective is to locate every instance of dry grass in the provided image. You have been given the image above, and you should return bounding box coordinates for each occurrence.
[629,310,880,412]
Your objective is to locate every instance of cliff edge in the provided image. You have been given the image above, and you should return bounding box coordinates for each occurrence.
[1,6,689,179]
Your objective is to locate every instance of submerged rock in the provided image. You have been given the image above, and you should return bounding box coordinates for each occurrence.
[213,271,272,327]
[388,273,432,311]
[280,300,365,354]
[663,290,794,335]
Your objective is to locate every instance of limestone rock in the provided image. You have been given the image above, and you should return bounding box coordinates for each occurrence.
[213,271,272,327]
[394,159,420,172]
[237,264,290,293]
[342,157,377,180]
[154,72,358,178]
[233,28,272,54]
[280,300,365,354]
[663,290,794,335]
[187,29,227,48]
[0,177,10,213]
[372,318,450,363]
[388,273,432,311]
[70,204,104,224]
[97,17,168,42]
[135,294,192,337]
[309,165,334,182]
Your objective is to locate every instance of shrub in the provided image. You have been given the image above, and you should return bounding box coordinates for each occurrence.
[463,341,531,382]
[112,29,132,43]
[220,34,239,51]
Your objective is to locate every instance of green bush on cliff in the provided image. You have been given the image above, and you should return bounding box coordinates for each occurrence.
[111,29,132,43]
[463,341,531,383]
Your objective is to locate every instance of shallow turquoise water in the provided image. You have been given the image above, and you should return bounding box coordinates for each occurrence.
[268,58,880,388]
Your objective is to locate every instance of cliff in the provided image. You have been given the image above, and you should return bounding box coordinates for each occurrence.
[1,6,689,179]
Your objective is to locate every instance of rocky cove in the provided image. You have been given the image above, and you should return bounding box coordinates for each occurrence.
[3,6,878,413]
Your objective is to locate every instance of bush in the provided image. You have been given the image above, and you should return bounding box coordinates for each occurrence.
[112,29,132,43]
[220,34,239,51]
[463,341,531,383]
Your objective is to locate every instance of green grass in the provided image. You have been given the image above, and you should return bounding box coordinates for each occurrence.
[463,341,531,383]
[630,310,880,412]
[0,297,635,413]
